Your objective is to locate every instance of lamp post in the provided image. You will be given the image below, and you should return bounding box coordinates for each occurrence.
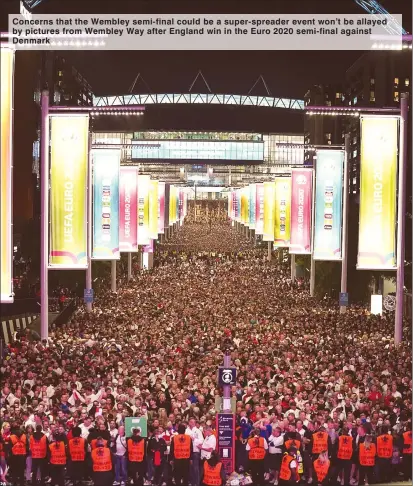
[340,134,350,314]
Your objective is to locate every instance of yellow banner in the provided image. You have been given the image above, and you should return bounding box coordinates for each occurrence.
[50,115,89,268]
[1,47,14,302]
[274,177,291,247]
[137,175,150,245]
[170,185,176,225]
[358,116,398,269]
[263,181,275,241]
[149,179,159,239]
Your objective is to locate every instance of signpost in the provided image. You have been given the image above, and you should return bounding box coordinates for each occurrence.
[218,367,237,387]
[84,288,94,304]
[124,416,147,438]
[339,292,348,307]
[216,413,235,475]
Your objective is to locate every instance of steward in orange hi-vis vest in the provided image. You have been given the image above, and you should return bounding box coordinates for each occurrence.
[247,436,266,460]
[10,433,27,456]
[68,427,88,486]
[337,435,353,460]
[359,442,376,467]
[127,438,145,462]
[314,456,330,483]
[377,434,393,459]
[49,441,66,465]
[312,430,328,455]
[30,435,47,459]
[173,434,192,459]
[279,452,300,482]
[69,437,86,462]
[203,461,223,486]
[91,447,112,472]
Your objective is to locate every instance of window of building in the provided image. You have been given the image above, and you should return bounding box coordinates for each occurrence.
[394,91,399,102]
[405,78,410,87]
[353,96,358,105]
[326,101,331,106]
[370,90,375,102]
[325,133,332,140]
[353,149,358,157]
[394,77,399,85]
[370,78,375,85]
[336,92,341,99]
[58,70,63,77]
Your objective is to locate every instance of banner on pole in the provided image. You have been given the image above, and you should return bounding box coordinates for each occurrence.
[119,167,138,252]
[92,150,120,260]
[314,150,344,260]
[0,47,14,302]
[274,177,291,248]
[169,185,176,225]
[137,175,150,245]
[255,183,264,235]
[158,181,165,234]
[263,182,275,241]
[164,184,170,229]
[49,115,88,269]
[149,179,159,239]
[290,168,313,254]
[358,116,398,269]
[249,184,256,229]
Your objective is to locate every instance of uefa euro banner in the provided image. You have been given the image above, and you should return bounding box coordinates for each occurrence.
[149,179,159,240]
[137,175,150,245]
[236,190,241,222]
[1,47,14,302]
[255,183,264,235]
[249,184,256,230]
[119,167,138,252]
[169,185,176,225]
[314,150,344,260]
[358,116,398,269]
[92,150,120,260]
[263,182,275,241]
[274,177,291,248]
[290,168,313,254]
[158,182,165,234]
[49,115,88,269]
[164,184,170,229]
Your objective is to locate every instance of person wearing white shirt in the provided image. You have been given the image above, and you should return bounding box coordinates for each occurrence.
[186,418,204,486]
[200,427,216,461]
[267,426,283,485]
[79,417,93,440]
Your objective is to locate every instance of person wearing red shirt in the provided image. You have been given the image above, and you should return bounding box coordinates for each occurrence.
[367,385,382,402]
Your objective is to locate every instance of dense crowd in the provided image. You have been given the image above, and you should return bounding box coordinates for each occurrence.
[1,218,412,486]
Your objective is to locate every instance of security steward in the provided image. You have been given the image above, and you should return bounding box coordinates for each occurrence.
[335,429,353,486]
[313,451,330,485]
[279,446,300,486]
[30,425,48,486]
[91,436,113,486]
[358,434,376,486]
[200,451,226,486]
[49,431,67,486]
[170,423,192,486]
[127,427,146,486]
[246,428,268,486]
[376,426,393,483]
[311,426,330,457]
[68,426,88,486]
[8,428,27,486]
[403,424,412,481]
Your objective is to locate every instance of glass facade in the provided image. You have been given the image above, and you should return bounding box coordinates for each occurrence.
[92,131,304,165]
[131,139,264,161]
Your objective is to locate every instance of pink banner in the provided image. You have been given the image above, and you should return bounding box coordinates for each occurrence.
[119,167,138,252]
[158,181,165,234]
[255,183,265,235]
[290,168,313,254]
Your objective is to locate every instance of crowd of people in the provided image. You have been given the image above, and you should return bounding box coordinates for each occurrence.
[0,216,412,486]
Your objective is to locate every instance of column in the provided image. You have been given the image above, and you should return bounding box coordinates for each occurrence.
[111,260,116,292]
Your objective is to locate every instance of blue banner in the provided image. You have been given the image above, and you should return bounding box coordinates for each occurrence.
[249,184,256,229]
[313,150,344,260]
[92,150,120,260]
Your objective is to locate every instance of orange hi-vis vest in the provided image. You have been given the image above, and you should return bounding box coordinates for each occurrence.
[90,438,108,450]
[10,434,27,456]
[127,439,145,462]
[30,435,47,459]
[403,431,412,454]
[377,434,393,459]
[359,442,376,467]
[203,462,222,486]
[91,447,112,472]
[279,454,299,481]
[248,437,266,460]
[285,439,301,451]
[314,458,330,483]
[69,438,86,462]
[49,441,66,465]
[173,434,191,459]
[337,435,353,460]
[312,431,328,454]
